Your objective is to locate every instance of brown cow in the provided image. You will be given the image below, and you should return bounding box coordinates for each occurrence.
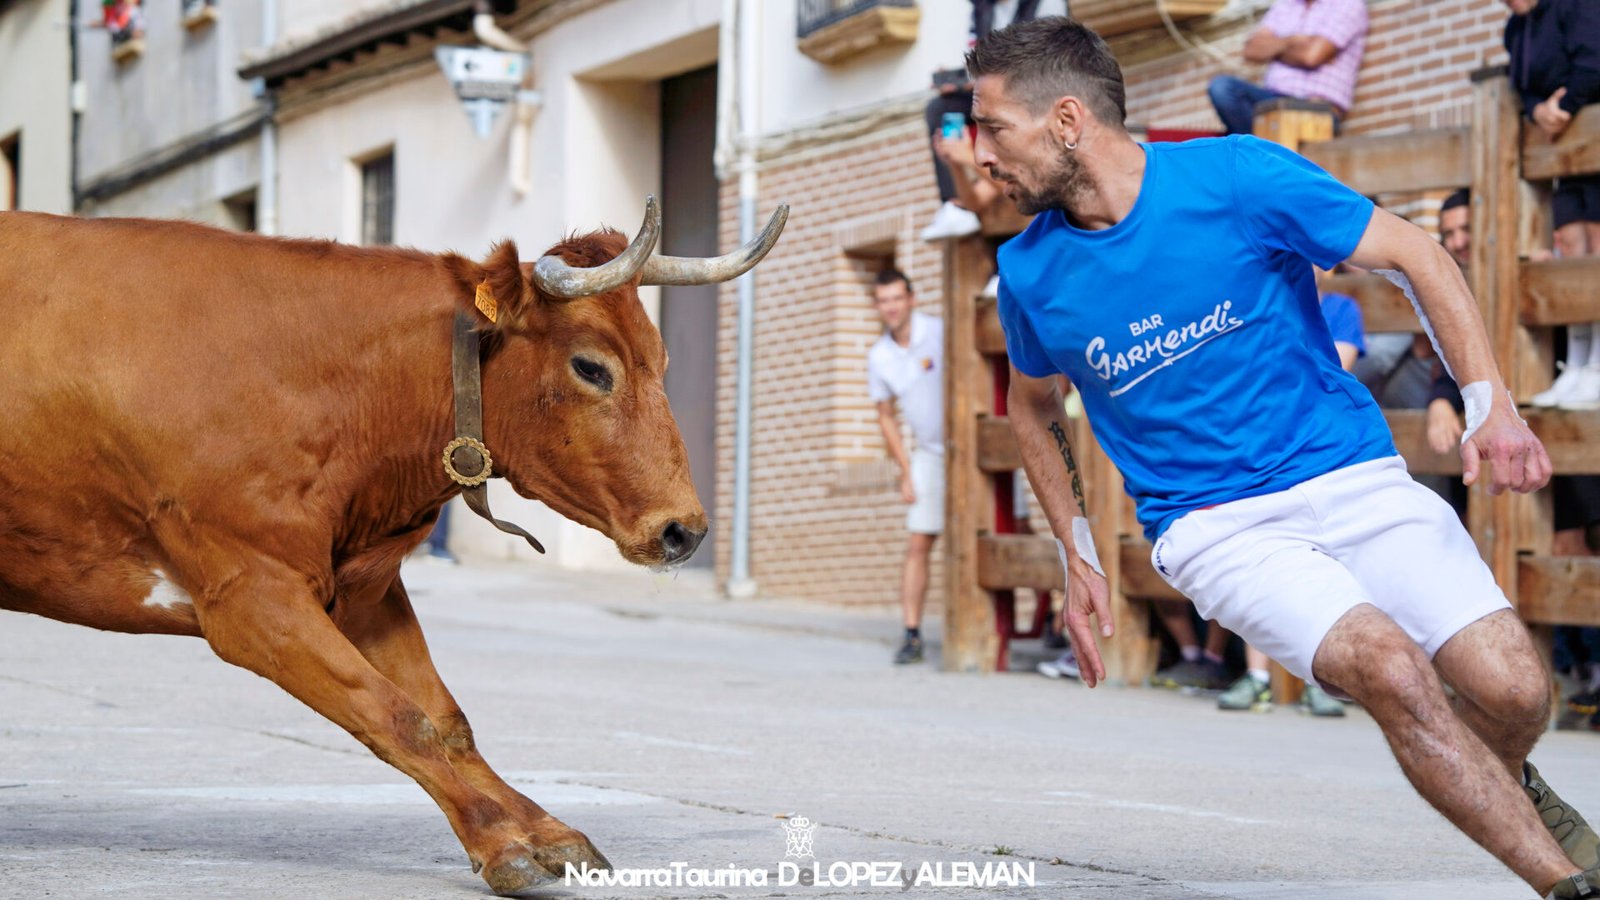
[0,199,785,894]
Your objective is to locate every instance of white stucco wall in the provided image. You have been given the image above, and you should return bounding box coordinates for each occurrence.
[759,0,969,137]
[0,0,73,214]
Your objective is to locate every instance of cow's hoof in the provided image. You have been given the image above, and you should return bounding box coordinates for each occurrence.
[481,841,559,896]
[528,833,611,876]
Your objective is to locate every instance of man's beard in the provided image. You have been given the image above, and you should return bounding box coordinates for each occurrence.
[1011,150,1091,216]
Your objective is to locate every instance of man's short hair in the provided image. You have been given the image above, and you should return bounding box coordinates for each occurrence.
[1441,188,1470,214]
[875,268,913,294]
[965,17,1127,127]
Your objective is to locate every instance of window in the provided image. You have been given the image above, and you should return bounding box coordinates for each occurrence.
[0,133,18,212]
[223,188,257,233]
[360,152,395,245]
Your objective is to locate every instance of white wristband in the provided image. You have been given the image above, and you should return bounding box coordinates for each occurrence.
[1056,518,1105,583]
[1460,380,1492,444]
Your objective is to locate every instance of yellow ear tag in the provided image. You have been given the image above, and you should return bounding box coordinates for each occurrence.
[474,281,499,323]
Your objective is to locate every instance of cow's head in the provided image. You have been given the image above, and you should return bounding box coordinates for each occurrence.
[439,198,785,568]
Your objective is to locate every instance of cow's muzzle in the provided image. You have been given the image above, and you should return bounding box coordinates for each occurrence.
[659,520,707,566]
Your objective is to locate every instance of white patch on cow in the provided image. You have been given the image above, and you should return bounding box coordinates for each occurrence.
[143,573,193,611]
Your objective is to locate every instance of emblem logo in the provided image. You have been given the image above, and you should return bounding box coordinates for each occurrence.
[781,816,817,860]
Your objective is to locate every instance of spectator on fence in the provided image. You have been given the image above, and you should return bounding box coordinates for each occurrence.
[1207,0,1368,136]
[1509,0,1600,409]
[922,0,1069,242]
[868,269,945,665]
[1216,287,1365,716]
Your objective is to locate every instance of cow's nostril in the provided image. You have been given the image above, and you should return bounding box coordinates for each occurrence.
[660,520,705,564]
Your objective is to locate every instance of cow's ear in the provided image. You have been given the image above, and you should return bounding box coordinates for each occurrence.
[440,241,531,330]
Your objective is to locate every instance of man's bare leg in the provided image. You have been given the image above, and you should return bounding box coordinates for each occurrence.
[901,532,937,630]
[1314,604,1580,895]
[1433,610,1550,777]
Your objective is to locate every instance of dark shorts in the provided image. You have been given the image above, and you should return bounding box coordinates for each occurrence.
[1553,174,1600,229]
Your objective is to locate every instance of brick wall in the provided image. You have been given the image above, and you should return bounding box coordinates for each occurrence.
[1124,0,1508,136]
[714,120,950,606]
[713,0,1511,606]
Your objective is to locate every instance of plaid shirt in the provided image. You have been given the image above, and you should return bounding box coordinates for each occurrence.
[1259,0,1369,113]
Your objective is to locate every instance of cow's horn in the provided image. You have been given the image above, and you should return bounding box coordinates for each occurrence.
[531,196,662,299]
[639,204,789,286]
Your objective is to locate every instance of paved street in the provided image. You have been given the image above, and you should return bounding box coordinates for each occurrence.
[1,559,1594,899]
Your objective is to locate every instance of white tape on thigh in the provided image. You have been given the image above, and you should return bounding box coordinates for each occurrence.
[1460,380,1492,444]
[1058,518,1105,581]
[1374,268,1454,382]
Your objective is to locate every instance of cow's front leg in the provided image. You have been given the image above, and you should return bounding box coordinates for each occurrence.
[195,568,558,894]
[332,573,610,874]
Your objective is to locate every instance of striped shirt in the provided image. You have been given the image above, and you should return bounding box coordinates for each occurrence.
[1260,0,1369,113]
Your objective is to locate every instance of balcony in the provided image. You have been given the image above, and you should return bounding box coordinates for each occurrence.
[797,0,920,65]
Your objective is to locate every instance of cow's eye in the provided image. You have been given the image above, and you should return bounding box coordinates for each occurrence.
[571,356,614,392]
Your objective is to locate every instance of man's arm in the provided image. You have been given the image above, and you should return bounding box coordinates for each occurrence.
[1346,209,1551,493]
[1241,26,1289,64]
[1241,27,1336,68]
[1008,367,1113,686]
[877,399,916,503]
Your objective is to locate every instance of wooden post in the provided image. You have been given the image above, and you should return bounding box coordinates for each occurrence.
[943,236,999,671]
[1469,67,1525,604]
[1251,98,1336,151]
[1252,97,1334,705]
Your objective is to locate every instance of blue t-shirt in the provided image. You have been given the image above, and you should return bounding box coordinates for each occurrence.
[997,135,1398,541]
[1319,293,1366,356]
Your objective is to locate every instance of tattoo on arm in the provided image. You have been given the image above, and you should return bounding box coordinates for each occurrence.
[1048,421,1087,515]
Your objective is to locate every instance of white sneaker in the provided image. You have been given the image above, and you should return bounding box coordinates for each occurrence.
[1532,362,1582,408]
[1557,364,1600,411]
[920,201,981,242]
[981,274,999,298]
[1036,649,1080,680]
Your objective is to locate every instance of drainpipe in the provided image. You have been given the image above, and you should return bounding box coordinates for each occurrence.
[255,0,278,235]
[725,0,760,599]
[474,1,540,197]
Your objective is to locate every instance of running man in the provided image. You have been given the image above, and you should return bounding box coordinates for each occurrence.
[969,17,1598,899]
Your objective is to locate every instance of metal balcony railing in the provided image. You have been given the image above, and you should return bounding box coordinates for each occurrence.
[797,0,917,39]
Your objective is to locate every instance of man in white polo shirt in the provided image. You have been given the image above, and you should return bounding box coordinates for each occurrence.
[867,269,945,665]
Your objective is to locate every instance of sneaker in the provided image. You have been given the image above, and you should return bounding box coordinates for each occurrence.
[1533,362,1581,408]
[1558,689,1599,731]
[981,274,1000,299]
[920,201,981,242]
[1298,682,1346,717]
[1548,869,1600,899]
[1149,658,1230,691]
[1037,648,1080,680]
[1217,674,1272,712]
[1557,365,1600,411]
[1526,762,1600,872]
[893,636,924,665]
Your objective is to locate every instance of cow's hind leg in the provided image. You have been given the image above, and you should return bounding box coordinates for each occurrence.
[196,567,560,894]
[333,573,610,875]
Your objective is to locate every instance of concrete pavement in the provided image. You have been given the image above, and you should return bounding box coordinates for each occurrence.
[1,558,1595,899]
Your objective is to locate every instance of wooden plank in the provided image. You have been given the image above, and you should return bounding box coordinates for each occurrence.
[1521,104,1600,182]
[1516,557,1600,627]
[976,416,1021,473]
[1322,272,1420,333]
[976,534,1060,591]
[1072,0,1226,38]
[1301,128,1472,197]
[1117,538,1183,600]
[1253,104,1334,154]
[942,235,999,672]
[1471,73,1524,602]
[1385,410,1462,475]
[1519,257,1600,326]
[1524,409,1600,474]
[975,296,1007,356]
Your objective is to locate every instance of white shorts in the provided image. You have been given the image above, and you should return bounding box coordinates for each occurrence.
[907,448,945,535]
[1151,456,1510,688]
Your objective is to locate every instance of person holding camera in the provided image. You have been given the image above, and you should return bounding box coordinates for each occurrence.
[922,1,1068,242]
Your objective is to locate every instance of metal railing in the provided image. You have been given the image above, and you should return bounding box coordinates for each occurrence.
[797,0,916,39]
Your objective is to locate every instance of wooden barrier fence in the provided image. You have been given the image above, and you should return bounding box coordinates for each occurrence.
[941,69,1600,684]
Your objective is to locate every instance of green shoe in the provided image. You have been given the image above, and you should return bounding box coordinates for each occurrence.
[1547,869,1600,899]
[1298,683,1346,718]
[1527,762,1600,872]
[1217,675,1271,712]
